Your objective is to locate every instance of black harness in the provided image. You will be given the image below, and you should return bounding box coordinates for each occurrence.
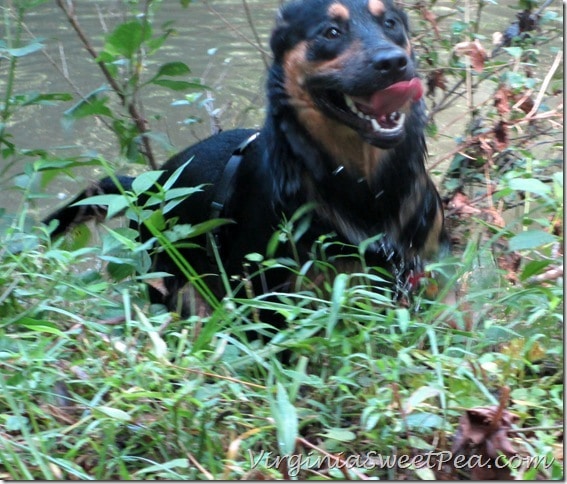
[203,130,429,298]
[206,131,260,261]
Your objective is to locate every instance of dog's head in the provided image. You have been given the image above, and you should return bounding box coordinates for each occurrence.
[270,0,423,151]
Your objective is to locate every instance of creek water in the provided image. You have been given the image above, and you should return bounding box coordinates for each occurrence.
[1,0,562,218]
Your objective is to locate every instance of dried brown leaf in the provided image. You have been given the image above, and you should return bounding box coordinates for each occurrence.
[452,404,521,480]
[427,69,447,96]
[421,7,441,40]
[494,86,511,116]
[454,39,488,72]
[493,120,509,151]
[512,92,535,114]
[447,191,481,215]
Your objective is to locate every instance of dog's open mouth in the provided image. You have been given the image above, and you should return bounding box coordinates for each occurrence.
[316,78,424,147]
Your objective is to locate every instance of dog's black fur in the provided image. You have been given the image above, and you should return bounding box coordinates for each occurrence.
[44,0,448,317]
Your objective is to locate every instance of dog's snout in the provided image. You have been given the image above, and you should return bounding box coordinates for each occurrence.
[372,49,408,75]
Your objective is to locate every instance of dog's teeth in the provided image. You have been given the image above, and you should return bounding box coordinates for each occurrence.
[371,119,382,132]
[344,95,405,134]
[345,95,356,111]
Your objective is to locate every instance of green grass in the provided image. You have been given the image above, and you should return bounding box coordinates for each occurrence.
[0,198,563,479]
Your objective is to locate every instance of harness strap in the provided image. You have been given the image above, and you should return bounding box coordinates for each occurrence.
[207,131,260,261]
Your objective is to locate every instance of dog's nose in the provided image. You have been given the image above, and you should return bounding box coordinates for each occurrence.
[372,49,408,75]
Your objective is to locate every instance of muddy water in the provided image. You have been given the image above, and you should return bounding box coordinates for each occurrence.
[1,0,562,217]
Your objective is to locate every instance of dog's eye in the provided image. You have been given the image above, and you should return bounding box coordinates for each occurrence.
[323,26,342,39]
[384,18,397,29]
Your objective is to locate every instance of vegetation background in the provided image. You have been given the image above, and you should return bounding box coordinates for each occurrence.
[0,0,563,479]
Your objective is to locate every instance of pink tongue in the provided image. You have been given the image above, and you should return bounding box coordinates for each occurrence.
[368,78,423,117]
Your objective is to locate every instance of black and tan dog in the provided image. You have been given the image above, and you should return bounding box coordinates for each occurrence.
[44,0,449,317]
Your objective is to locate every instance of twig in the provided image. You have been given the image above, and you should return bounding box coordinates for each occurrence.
[525,50,563,120]
[178,366,266,389]
[242,0,271,69]
[527,264,563,284]
[187,451,215,480]
[20,18,115,134]
[203,91,223,135]
[535,0,555,19]
[488,386,510,434]
[427,62,509,120]
[508,424,564,434]
[203,0,272,64]
[58,42,69,79]
[94,3,109,33]
[55,0,157,169]
[296,436,370,480]
[464,0,473,114]
[430,101,562,173]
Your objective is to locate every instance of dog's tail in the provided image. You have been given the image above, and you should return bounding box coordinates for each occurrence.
[43,176,135,237]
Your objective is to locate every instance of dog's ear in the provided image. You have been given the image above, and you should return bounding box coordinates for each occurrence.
[269,7,292,62]
[269,2,304,63]
[274,8,287,29]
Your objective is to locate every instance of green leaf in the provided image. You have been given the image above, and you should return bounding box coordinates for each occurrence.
[245,252,264,262]
[68,194,129,220]
[408,435,435,450]
[163,219,232,242]
[508,230,556,252]
[145,62,194,88]
[321,428,356,442]
[151,79,206,91]
[509,177,551,197]
[144,209,166,231]
[66,96,112,118]
[362,411,381,431]
[396,308,411,334]
[405,412,444,430]
[503,47,523,59]
[146,30,173,55]
[95,406,132,422]
[6,416,28,431]
[163,160,193,190]
[36,157,102,173]
[102,227,139,252]
[106,260,136,280]
[60,224,93,251]
[155,61,191,78]
[63,91,112,125]
[162,187,203,214]
[328,273,348,336]
[19,92,73,106]
[72,194,117,208]
[106,195,130,219]
[16,317,64,336]
[270,383,298,456]
[135,458,189,476]
[132,171,164,195]
[164,186,202,202]
[520,260,552,281]
[104,21,151,59]
[404,386,440,413]
[135,307,168,360]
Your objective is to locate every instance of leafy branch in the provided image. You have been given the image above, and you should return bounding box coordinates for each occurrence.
[55,0,158,169]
